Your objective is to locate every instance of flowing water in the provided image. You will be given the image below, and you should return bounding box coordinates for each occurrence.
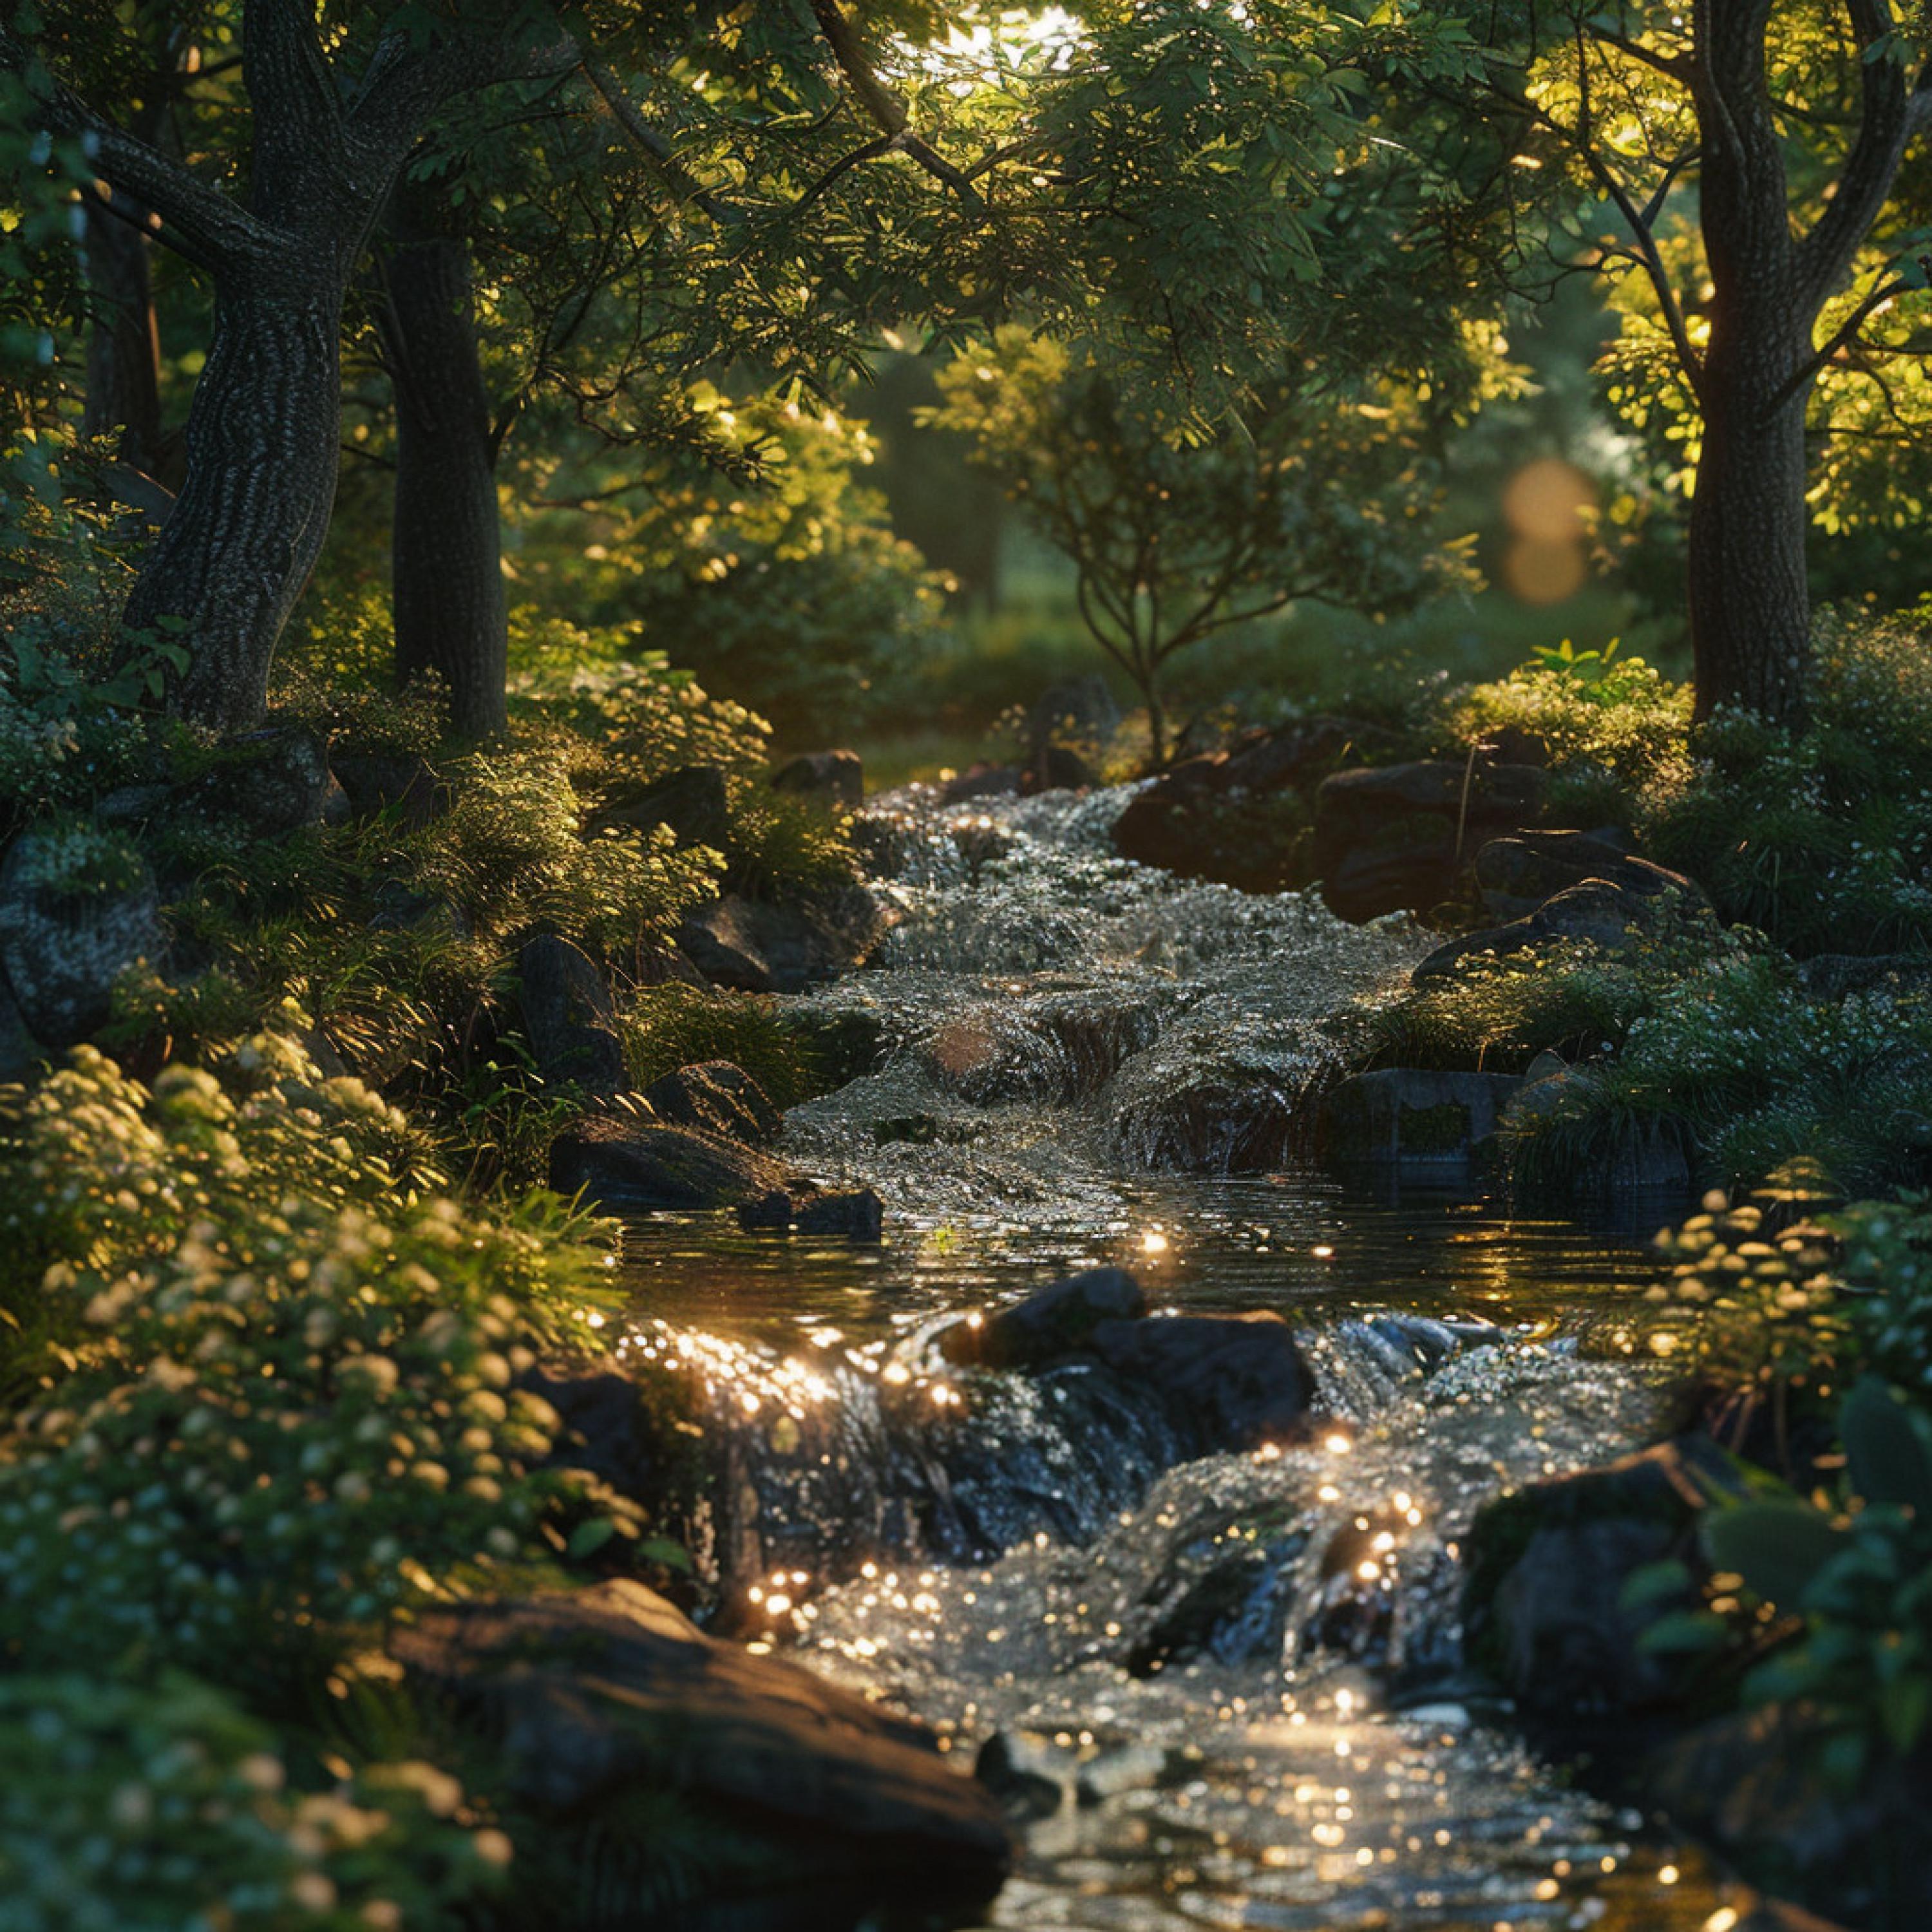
[612,784,1747,1932]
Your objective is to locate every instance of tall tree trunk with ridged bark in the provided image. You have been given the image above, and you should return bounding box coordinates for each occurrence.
[5,0,573,732]
[375,202,507,740]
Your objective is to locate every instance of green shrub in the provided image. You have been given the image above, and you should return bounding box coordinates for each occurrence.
[1450,639,1692,811]
[0,1672,507,1932]
[1641,603,1932,956]
[0,1038,624,1673]
[406,744,716,957]
[620,985,835,1110]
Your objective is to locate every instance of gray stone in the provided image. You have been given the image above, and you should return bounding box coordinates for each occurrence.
[943,1267,1150,1370]
[1323,1068,1523,1165]
[0,831,164,1048]
[1414,878,1680,983]
[548,1115,787,1209]
[678,886,885,994]
[1088,1312,1314,1455]
[974,1730,1070,1820]
[641,1059,781,1146]
[1461,1438,1747,1721]
[516,935,626,1096]
[392,1580,1009,1904]
[588,763,730,848]
[182,725,332,835]
[92,784,173,829]
[1473,830,1701,921]
[794,1187,884,1241]
[771,749,864,813]
[1314,761,1548,921]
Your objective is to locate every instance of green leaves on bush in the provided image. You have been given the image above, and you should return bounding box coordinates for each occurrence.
[0,1672,509,1932]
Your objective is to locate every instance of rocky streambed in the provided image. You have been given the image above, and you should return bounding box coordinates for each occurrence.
[545,779,1839,1931]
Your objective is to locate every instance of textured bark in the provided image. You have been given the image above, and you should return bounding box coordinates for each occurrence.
[3,2,576,733]
[120,277,348,728]
[1685,0,1814,724]
[377,217,508,740]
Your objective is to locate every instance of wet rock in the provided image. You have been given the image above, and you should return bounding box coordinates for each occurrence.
[641,1059,781,1147]
[329,752,441,829]
[1461,1437,1746,1721]
[1089,1312,1314,1455]
[1111,717,1391,892]
[549,1115,786,1210]
[771,748,863,813]
[678,885,885,994]
[1323,1068,1522,1166]
[182,725,334,835]
[519,1363,668,1507]
[735,1186,886,1241]
[795,1188,884,1240]
[392,1580,1008,1910]
[974,1730,1070,1820]
[938,762,1021,804]
[516,935,626,1096]
[1128,1533,1297,1676]
[1472,830,1701,922]
[0,830,164,1048]
[1413,878,1672,983]
[942,1267,1150,1370]
[1314,761,1548,921]
[587,763,730,848]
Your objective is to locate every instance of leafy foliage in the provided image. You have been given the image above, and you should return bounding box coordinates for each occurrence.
[0,1672,509,1932]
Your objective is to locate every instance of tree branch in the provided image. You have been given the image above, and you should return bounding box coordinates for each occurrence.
[0,18,270,270]
[579,53,744,224]
[808,0,987,213]
[1795,0,1924,312]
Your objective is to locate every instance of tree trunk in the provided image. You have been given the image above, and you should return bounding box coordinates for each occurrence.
[120,278,347,730]
[1686,3,1815,728]
[379,222,508,741]
[80,195,164,473]
[1685,347,1814,724]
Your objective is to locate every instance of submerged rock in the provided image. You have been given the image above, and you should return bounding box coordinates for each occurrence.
[735,1186,885,1241]
[392,1580,1009,1917]
[942,1267,1149,1370]
[549,1115,787,1209]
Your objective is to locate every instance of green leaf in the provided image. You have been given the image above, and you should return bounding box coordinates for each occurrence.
[1638,1609,1730,1656]
[566,1517,618,1560]
[1842,1375,1932,1515]
[1702,1499,1849,1609]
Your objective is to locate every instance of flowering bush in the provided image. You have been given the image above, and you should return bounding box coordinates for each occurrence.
[0,1672,508,1932]
[0,1037,621,1673]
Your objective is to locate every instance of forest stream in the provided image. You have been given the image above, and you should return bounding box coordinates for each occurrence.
[605,784,1744,1932]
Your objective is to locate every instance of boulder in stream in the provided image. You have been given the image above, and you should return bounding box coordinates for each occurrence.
[1460,1436,1746,1722]
[391,1579,1009,1918]
[549,1114,788,1210]
[735,1185,885,1241]
[942,1267,1150,1370]
[679,885,885,994]
[641,1059,781,1146]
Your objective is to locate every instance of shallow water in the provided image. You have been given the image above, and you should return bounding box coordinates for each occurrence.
[612,783,1733,1932]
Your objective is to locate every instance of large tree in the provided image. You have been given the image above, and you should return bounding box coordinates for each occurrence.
[1484,1,1932,724]
[6,0,1495,735]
